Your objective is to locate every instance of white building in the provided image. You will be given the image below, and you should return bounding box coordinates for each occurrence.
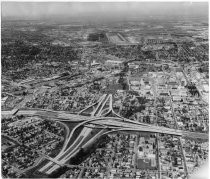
[105,60,123,69]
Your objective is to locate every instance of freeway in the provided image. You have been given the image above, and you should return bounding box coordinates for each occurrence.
[2,108,88,121]
[40,126,95,174]
[2,102,208,141]
[38,116,207,175]
[45,128,107,175]
[40,117,189,175]
[77,94,113,117]
[2,92,208,175]
[38,94,113,174]
[2,100,208,142]
[2,109,188,137]
[77,94,107,116]
[21,73,81,87]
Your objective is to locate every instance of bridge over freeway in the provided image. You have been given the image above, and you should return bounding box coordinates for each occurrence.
[2,93,208,176]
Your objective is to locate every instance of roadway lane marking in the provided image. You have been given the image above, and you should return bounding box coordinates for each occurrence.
[45,127,94,174]
[96,94,111,116]
[57,127,90,160]
[46,164,60,175]
[60,127,93,163]
[59,126,89,155]
[91,94,107,116]
[77,94,107,115]
[39,161,53,173]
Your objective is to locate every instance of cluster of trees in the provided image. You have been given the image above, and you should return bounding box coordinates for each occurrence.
[2,40,41,71]
[102,45,145,60]
[186,84,200,97]
[2,37,82,82]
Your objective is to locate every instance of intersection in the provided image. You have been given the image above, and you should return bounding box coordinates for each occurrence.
[2,93,207,176]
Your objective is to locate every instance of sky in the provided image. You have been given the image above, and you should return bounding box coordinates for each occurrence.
[2,2,208,22]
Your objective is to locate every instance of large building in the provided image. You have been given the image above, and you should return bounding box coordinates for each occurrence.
[105,60,124,69]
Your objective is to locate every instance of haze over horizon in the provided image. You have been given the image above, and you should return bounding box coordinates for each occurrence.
[2,2,208,22]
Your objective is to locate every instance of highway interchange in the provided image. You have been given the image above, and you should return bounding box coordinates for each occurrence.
[2,92,208,176]
[1,60,208,177]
